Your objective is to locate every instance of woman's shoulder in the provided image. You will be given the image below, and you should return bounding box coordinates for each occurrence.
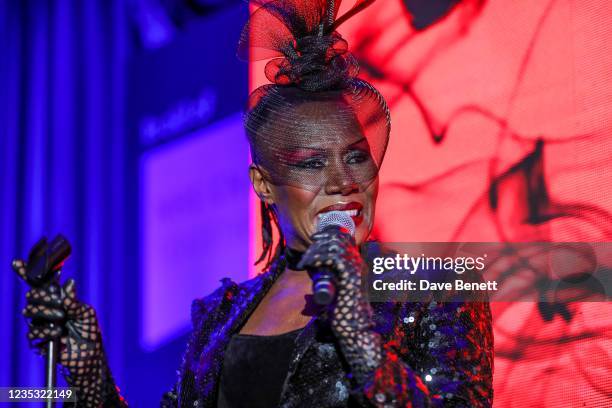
[190,269,275,326]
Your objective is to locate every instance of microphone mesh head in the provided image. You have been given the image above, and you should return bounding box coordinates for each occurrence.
[317,211,356,237]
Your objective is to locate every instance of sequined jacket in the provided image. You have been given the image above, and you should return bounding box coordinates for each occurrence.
[160,252,494,408]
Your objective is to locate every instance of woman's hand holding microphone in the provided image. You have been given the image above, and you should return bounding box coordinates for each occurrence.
[12,259,126,407]
[298,224,383,386]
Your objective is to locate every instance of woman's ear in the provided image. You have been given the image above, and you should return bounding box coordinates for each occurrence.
[249,164,274,204]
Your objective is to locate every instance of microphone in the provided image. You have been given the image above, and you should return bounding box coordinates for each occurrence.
[26,235,72,286]
[311,211,356,306]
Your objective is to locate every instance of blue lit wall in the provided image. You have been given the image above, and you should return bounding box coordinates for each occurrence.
[140,114,250,351]
[0,2,248,406]
[124,4,248,405]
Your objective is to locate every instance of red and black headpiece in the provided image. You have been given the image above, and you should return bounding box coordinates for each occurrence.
[239,0,391,191]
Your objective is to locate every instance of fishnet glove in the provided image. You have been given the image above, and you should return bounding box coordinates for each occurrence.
[12,259,126,407]
[298,228,382,385]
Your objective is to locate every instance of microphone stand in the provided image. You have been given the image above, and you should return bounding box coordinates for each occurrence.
[44,275,63,408]
[45,330,58,408]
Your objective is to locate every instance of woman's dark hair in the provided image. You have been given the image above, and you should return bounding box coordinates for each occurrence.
[256,201,286,270]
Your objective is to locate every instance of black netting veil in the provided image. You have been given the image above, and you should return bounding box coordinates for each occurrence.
[240,0,390,191]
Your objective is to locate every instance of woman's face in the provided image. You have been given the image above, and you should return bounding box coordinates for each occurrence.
[264,174,379,251]
[250,100,380,251]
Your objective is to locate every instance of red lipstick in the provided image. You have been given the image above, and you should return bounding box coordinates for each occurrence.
[317,202,364,227]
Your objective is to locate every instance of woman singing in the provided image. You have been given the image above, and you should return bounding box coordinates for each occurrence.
[13,0,493,406]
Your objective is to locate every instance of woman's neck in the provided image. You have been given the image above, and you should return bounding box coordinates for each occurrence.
[284,246,305,271]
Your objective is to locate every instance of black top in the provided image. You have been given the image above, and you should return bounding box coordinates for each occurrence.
[217,327,303,408]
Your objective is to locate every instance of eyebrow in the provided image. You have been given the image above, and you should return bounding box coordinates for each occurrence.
[279,148,326,162]
[278,137,369,160]
[298,136,369,152]
[346,137,368,148]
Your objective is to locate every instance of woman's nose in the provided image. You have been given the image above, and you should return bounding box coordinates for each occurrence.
[323,164,359,195]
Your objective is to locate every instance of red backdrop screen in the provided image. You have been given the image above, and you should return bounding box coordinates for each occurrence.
[250,1,612,406]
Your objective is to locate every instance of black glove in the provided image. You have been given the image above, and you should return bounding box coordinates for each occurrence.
[12,259,126,407]
[298,228,382,385]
